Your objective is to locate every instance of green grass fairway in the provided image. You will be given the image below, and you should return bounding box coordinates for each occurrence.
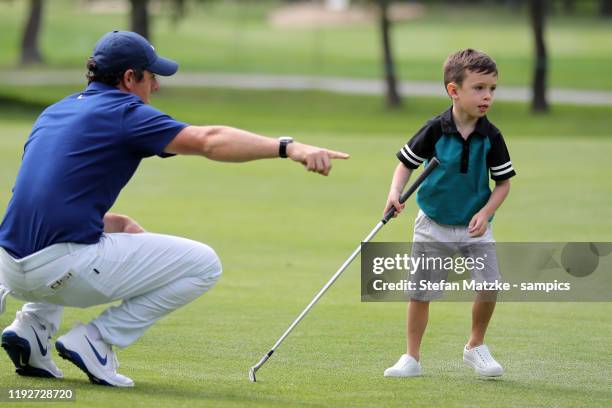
[0,87,611,407]
[1,1,612,90]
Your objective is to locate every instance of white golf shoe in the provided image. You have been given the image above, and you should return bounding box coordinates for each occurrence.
[1,311,63,378]
[384,354,422,377]
[463,344,504,377]
[55,323,134,387]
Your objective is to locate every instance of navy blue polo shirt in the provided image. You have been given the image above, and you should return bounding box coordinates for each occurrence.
[397,107,516,226]
[0,82,188,258]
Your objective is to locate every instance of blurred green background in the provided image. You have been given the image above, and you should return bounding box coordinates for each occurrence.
[0,1,611,407]
[0,0,611,89]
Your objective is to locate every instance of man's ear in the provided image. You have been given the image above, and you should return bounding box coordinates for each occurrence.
[121,69,136,90]
[446,82,459,99]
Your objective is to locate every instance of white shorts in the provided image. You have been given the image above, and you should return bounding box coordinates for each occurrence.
[408,210,501,301]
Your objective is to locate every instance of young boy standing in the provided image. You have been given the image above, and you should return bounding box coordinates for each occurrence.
[382,49,515,378]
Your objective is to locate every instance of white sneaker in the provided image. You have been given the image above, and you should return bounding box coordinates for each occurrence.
[1,311,63,378]
[463,344,504,377]
[384,354,422,377]
[55,323,134,387]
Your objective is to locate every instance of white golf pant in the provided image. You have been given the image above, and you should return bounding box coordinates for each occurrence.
[0,233,222,347]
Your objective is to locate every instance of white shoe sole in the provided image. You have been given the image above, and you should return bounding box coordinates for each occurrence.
[55,340,133,387]
[2,331,62,378]
[384,370,422,378]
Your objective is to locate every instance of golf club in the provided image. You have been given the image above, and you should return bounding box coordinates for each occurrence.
[249,157,440,382]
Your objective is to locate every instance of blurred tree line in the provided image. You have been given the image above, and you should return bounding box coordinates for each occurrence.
[15,0,612,113]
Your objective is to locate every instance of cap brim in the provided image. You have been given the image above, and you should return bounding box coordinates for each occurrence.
[147,55,179,76]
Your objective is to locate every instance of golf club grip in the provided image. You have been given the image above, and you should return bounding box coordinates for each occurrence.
[382,157,440,223]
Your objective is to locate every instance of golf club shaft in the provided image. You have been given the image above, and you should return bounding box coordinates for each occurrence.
[250,157,440,378]
[249,223,384,374]
[273,221,384,350]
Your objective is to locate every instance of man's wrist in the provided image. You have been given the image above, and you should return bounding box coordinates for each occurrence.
[285,141,297,159]
[278,136,294,158]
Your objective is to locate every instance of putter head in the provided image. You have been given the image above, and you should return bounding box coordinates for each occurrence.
[248,366,257,382]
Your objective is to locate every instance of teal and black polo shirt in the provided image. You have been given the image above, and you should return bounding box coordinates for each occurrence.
[396,107,516,226]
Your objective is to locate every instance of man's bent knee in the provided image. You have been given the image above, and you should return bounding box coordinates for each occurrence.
[192,243,222,284]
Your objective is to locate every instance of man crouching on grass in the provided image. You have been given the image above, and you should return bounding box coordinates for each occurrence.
[0,30,349,387]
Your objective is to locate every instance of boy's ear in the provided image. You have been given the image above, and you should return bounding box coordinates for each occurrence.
[446,82,459,99]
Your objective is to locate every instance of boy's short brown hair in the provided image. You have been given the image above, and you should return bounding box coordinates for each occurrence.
[443,49,497,88]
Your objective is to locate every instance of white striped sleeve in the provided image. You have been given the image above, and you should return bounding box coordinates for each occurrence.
[490,161,514,177]
[400,145,425,167]
[487,131,516,180]
[396,121,437,169]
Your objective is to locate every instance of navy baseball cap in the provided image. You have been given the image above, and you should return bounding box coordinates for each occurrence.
[92,30,178,76]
